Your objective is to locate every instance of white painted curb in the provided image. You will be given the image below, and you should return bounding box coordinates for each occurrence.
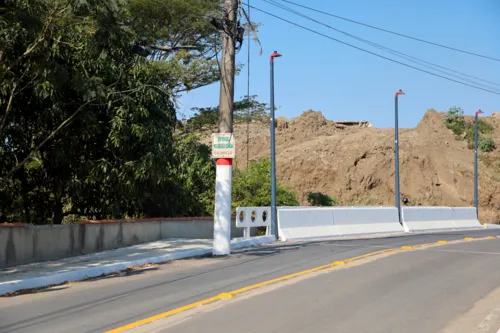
[231,235,276,249]
[0,237,276,296]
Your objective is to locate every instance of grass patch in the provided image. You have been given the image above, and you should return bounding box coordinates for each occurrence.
[343,194,378,206]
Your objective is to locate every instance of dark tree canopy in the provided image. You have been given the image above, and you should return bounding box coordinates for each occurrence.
[0,0,220,223]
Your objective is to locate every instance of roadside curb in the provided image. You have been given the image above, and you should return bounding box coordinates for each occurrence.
[484,223,500,229]
[0,236,276,297]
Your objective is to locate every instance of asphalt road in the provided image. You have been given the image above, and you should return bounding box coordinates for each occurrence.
[154,237,500,333]
[0,229,499,333]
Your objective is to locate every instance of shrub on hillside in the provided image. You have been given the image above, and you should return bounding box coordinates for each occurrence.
[444,107,466,135]
[479,137,496,152]
[307,192,338,206]
[444,106,496,150]
[478,120,494,134]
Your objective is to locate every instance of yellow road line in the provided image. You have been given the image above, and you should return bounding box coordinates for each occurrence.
[344,248,396,263]
[229,263,333,295]
[105,235,498,333]
[105,296,221,333]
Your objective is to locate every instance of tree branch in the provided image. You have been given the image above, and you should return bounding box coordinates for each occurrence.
[2,83,171,180]
[4,101,90,178]
[175,80,216,93]
[150,45,200,52]
[1,3,70,79]
[0,84,16,138]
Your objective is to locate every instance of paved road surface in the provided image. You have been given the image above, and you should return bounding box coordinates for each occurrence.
[154,238,500,333]
[0,230,499,333]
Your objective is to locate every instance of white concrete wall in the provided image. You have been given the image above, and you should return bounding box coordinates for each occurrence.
[402,207,481,231]
[333,207,403,236]
[0,218,252,268]
[278,207,402,241]
[278,208,338,241]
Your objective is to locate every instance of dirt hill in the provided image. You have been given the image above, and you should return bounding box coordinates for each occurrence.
[203,109,500,223]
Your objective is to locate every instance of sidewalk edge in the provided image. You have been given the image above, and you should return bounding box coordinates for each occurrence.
[0,236,276,296]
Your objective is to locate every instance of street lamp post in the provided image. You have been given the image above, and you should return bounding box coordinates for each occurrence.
[395,89,405,223]
[474,109,484,217]
[270,51,282,239]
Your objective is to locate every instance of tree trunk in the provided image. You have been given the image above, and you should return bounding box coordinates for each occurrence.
[53,184,63,225]
[19,167,31,224]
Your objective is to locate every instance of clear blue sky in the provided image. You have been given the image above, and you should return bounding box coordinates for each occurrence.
[179,0,500,128]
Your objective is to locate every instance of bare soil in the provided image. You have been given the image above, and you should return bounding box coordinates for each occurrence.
[202,109,500,223]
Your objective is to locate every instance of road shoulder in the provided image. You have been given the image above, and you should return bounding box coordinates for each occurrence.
[440,284,500,333]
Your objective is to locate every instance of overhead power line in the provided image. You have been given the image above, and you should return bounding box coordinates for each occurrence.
[277,0,500,63]
[246,0,251,169]
[243,3,500,96]
[263,0,500,90]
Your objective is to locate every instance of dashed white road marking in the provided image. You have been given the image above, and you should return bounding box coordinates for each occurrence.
[478,307,500,331]
[427,249,500,255]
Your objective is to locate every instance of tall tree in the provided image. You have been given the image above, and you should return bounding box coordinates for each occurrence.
[187,95,271,131]
[0,0,222,223]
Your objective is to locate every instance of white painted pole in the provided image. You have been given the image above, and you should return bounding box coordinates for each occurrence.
[213,158,232,255]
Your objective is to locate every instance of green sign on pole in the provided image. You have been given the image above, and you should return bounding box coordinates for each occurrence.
[211,133,236,159]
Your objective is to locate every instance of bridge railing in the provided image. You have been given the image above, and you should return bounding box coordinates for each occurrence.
[235,207,271,238]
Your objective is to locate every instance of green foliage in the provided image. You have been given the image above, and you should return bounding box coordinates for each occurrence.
[444,106,495,151]
[232,158,299,212]
[307,192,338,206]
[188,106,218,130]
[0,0,222,223]
[187,95,270,131]
[234,95,270,121]
[167,134,215,216]
[479,137,496,152]
[444,107,466,136]
[478,120,494,134]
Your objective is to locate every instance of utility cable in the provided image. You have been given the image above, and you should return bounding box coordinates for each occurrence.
[277,0,500,62]
[263,0,500,90]
[243,3,500,96]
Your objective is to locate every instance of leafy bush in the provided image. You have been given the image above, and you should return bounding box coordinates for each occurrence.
[232,158,299,212]
[307,192,338,206]
[444,107,495,150]
[479,137,496,152]
[444,107,466,135]
[478,120,494,134]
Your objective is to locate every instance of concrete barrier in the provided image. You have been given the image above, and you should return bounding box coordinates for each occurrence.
[333,207,403,236]
[263,205,481,241]
[450,207,482,229]
[278,208,338,241]
[236,207,271,228]
[402,207,461,232]
[0,218,254,268]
